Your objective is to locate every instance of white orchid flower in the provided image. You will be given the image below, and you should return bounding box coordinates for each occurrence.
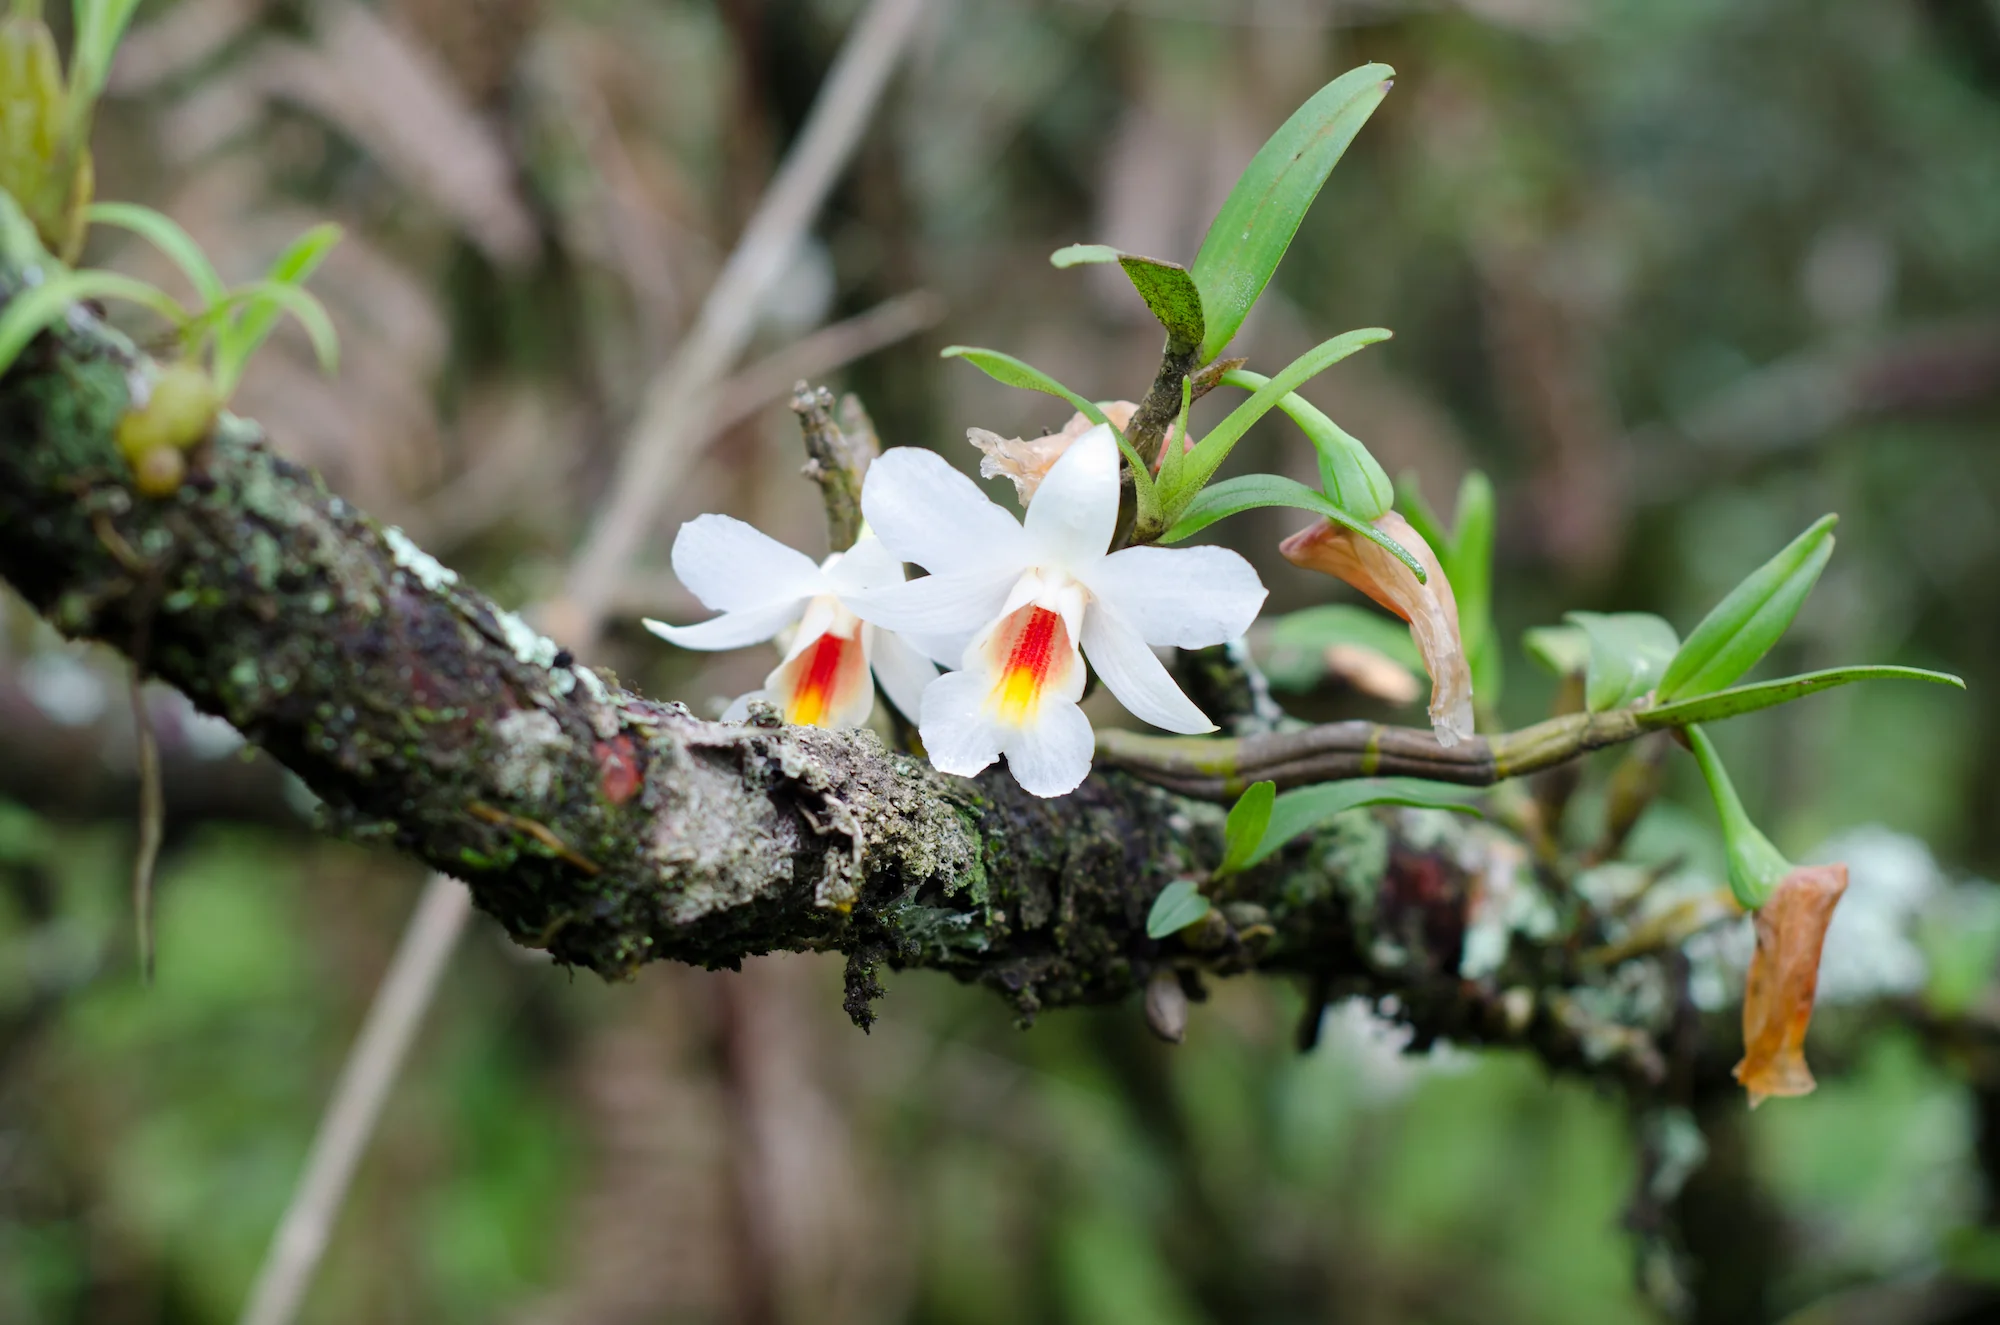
[848,423,1267,798]
[644,520,937,728]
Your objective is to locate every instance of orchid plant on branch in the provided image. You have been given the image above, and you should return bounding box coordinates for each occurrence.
[0,8,1971,1113]
[645,63,1967,1104]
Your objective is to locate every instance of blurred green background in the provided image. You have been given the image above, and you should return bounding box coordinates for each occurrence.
[4,0,2000,1321]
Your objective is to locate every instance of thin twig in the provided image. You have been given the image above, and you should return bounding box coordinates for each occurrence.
[236,873,473,1325]
[559,0,929,647]
[129,677,164,984]
[236,6,929,1322]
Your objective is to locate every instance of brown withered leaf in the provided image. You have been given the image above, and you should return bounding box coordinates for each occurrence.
[1735,863,1849,1107]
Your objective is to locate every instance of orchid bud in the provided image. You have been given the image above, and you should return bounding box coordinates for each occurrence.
[1278,510,1475,745]
[967,400,1138,505]
[1734,863,1848,1107]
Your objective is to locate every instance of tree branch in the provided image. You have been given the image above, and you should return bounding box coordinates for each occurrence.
[0,272,1677,1084]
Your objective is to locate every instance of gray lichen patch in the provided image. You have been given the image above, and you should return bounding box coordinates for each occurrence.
[492,710,572,802]
[384,526,459,592]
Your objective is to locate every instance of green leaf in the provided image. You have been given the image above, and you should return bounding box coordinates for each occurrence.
[85,202,228,306]
[1657,515,1837,702]
[210,280,339,397]
[265,222,343,285]
[1637,665,1966,729]
[1686,724,1790,909]
[0,269,186,376]
[1217,780,1276,877]
[1448,472,1499,705]
[1166,328,1390,514]
[1157,373,1192,496]
[1260,604,1424,693]
[1565,611,1680,712]
[1245,778,1482,869]
[945,346,1165,529]
[1146,879,1213,939]
[1219,367,1391,518]
[1393,473,1451,558]
[1160,473,1426,581]
[65,0,143,146]
[1522,625,1591,678]
[1190,63,1394,363]
[1050,245,1206,353]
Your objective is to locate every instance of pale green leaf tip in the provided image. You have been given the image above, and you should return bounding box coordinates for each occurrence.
[1051,243,1118,268]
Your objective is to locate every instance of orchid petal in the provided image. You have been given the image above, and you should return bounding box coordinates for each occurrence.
[823,531,908,595]
[1001,699,1095,797]
[1082,545,1267,648]
[865,624,940,723]
[1023,422,1119,569]
[862,447,1030,575]
[1080,606,1217,735]
[671,514,826,612]
[846,568,1018,641]
[644,600,803,652]
[919,669,1006,777]
[765,626,874,728]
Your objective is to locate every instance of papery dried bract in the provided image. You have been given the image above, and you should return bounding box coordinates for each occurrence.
[1279,511,1474,745]
[968,401,1138,504]
[1734,863,1849,1107]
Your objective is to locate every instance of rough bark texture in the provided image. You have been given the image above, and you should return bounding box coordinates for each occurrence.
[0,272,1675,1080]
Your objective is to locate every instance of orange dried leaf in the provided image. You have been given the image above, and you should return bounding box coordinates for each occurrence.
[1279,510,1474,744]
[1734,863,1849,1107]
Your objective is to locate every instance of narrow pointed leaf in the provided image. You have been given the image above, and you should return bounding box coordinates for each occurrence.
[1217,780,1276,876]
[1565,611,1680,712]
[1657,515,1838,701]
[0,270,186,375]
[1637,665,1965,730]
[1169,327,1390,511]
[1220,367,1391,518]
[1246,778,1482,869]
[940,345,1119,434]
[1159,473,1426,581]
[1393,473,1451,559]
[1448,472,1499,703]
[1146,879,1212,939]
[1191,63,1393,363]
[265,222,343,285]
[211,279,339,396]
[85,203,228,306]
[940,344,1157,522]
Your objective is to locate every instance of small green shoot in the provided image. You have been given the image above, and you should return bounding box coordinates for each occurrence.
[1217,780,1276,877]
[1146,879,1212,939]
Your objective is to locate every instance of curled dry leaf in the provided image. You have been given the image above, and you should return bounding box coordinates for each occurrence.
[967,400,1144,504]
[1279,510,1475,745]
[1735,862,1849,1107]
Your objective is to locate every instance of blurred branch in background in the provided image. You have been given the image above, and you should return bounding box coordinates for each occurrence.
[195,1,933,1321]
[555,0,931,650]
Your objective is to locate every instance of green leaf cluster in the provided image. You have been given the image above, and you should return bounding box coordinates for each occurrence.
[946,65,1402,549]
